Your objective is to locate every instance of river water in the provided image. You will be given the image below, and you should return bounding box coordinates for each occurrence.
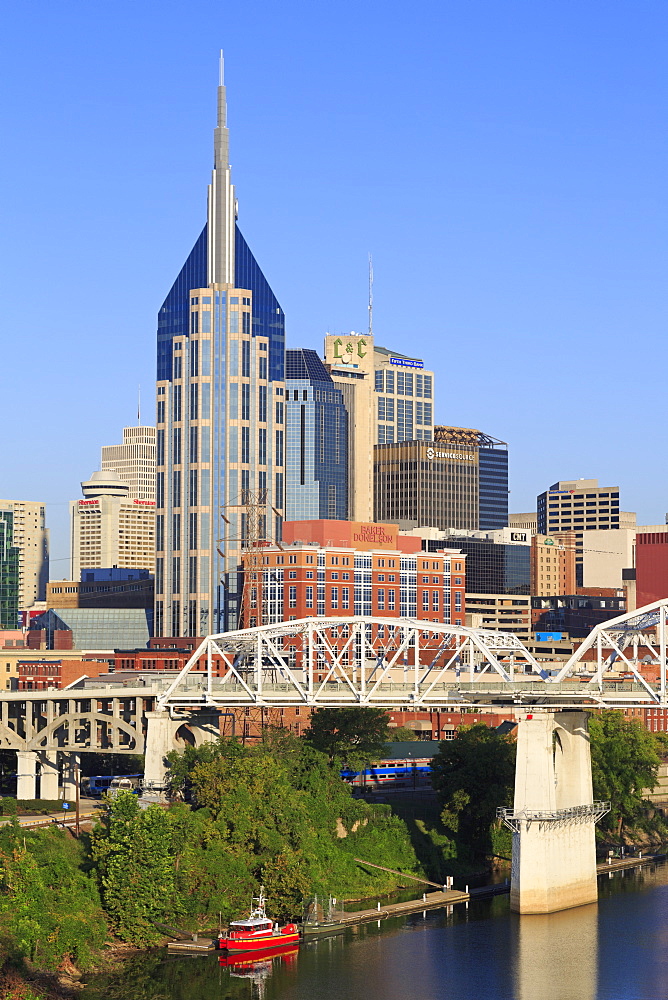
[80,861,668,1000]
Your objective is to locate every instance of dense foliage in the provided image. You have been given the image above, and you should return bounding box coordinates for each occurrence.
[0,819,106,971]
[303,707,392,766]
[589,711,662,834]
[89,731,421,943]
[431,724,516,856]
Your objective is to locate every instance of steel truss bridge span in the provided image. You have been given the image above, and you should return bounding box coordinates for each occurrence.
[155,605,668,711]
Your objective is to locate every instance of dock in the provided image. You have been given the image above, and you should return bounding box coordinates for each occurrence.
[167,937,216,954]
[166,852,667,951]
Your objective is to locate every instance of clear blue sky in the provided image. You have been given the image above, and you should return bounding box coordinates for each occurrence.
[1,0,667,573]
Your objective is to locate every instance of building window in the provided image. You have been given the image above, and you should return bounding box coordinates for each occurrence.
[289,586,297,608]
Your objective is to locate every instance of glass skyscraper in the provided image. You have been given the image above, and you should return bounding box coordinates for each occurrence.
[0,511,19,629]
[155,58,286,637]
[285,349,348,521]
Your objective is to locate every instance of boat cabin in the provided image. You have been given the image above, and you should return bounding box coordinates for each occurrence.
[229,917,274,937]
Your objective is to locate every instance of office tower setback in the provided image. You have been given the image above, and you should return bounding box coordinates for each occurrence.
[323,333,436,522]
[101,426,157,501]
[537,479,627,586]
[71,472,156,579]
[374,427,507,531]
[0,500,49,611]
[285,349,348,521]
[156,59,285,636]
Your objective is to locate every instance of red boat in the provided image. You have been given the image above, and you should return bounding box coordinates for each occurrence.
[218,887,300,953]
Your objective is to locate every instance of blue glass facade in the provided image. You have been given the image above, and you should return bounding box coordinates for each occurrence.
[478,446,509,530]
[285,349,348,521]
[440,536,530,595]
[235,227,285,383]
[157,227,207,382]
[157,224,284,384]
[0,511,19,629]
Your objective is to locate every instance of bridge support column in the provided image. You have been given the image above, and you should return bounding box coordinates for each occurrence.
[61,752,80,802]
[502,711,608,914]
[144,710,223,800]
[16,750,37,800]
[38,750,60,800]
[144,711,175,796]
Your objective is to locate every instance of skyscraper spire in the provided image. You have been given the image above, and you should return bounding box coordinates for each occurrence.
[208,50,235,284]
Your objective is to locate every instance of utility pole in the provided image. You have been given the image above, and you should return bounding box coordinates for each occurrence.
[75,761,80,837]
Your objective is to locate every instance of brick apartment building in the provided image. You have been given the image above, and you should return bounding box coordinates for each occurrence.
[247,519,466,631]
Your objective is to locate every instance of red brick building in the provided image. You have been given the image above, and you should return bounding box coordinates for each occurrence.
[17,657,111,690]
[246,519,466,635]
[636,533,668,608]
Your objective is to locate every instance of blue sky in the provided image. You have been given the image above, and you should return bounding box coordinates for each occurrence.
[1,0,667,572]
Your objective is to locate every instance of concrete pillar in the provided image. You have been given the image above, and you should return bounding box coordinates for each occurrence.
[144,710,223,799]
[61,752,80,802]
[144,711,175,795]
[38,750,60,800]
[509,711,599,914]
[16,750,37,800]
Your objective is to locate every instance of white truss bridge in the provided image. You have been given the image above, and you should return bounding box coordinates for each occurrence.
[155,599,668,712]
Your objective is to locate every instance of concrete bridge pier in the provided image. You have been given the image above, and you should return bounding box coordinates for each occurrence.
[38,750,60,800]
[501,711,608,914]
[144,710,222,798]
[61,752,81,801]
[17,750,37,799]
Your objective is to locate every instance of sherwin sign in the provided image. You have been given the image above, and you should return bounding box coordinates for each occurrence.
[425,447,476,462]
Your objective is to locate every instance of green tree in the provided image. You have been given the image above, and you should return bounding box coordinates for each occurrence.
[388,726,420,742]
[303,707,391,767]
[165,737,243,799]
[261,850,311,919]
[0,820,106,970]
[589,710,661,834]
[90,791,182,945]
[431,724,516,853]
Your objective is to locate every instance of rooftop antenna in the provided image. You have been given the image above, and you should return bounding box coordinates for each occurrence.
[137,385,141,425]
[368,254,374,337]
[219,48,224,86]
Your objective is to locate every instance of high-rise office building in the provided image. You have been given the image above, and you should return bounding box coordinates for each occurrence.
[536,479,633,586]
[0,500,49,611]
[0,511,19,628]
[71,472,156,579]
[155,59,286,636]
[101,426,156,501]
[373,427,507,531]
[285,349,348,521]
[373,346,434,443]
[323,333,435,521]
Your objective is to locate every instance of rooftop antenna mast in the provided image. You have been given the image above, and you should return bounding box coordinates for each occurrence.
[368,254,373,337]
[137,385,141,425]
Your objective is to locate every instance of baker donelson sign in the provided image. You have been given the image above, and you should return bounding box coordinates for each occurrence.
[425,447,476,462]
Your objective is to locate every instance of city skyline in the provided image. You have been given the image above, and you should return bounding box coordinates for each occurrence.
[2,1,668,571]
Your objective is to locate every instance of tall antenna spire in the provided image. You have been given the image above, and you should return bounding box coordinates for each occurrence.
[137,384,141,425]
[208,49,235,285]
[368,254,374,337]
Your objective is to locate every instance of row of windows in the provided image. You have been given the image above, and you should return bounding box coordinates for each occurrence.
[374,371,433,397]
